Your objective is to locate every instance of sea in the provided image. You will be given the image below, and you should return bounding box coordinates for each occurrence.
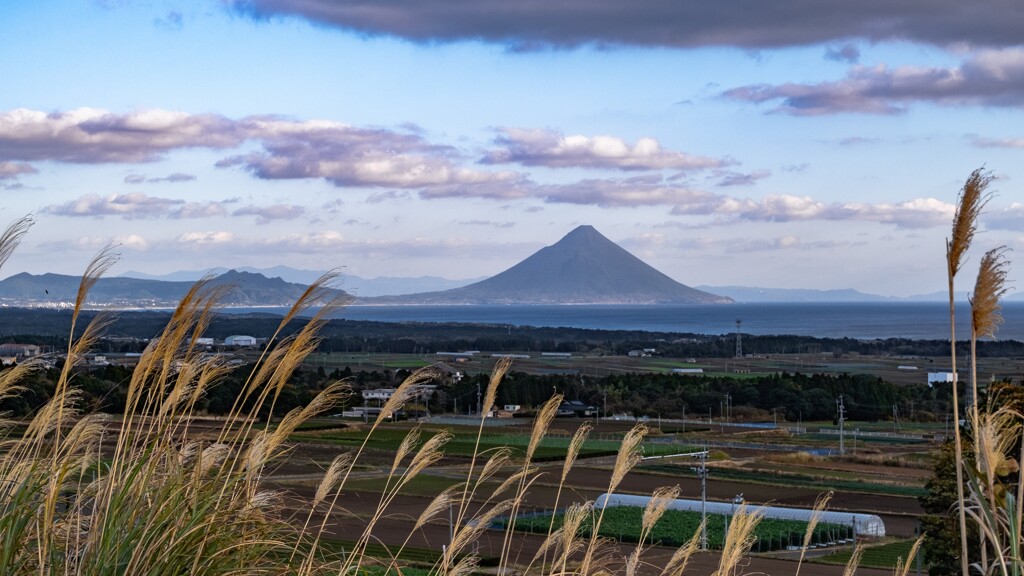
[227,302,1024,341]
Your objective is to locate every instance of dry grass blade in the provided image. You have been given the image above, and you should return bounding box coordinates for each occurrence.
[390,428,421,477]
[609,423,648,494]
[314,454,352,507]
[405,430,451,480]
[483,357,511,416]
[894,535,925,576]
[376,367,438,425]
[447,499,513,561]
[72,245,119,327]
[795,491,832,576]
[0,360,36,403]
[972,406,1022,505]
[557,502,593,566]
[971,247,1011,339]
[663,519,705,576]
[0,215,33,271]
[562,422,592,483]
[947,167,995,277]
[841,545,863,576]
[527,395,562,461]
[448,554,479,576]
[489,465,535,501]
[714,504,762,576]
[642,485,680,535]
[413,485,457,532]
[276,267,348,329]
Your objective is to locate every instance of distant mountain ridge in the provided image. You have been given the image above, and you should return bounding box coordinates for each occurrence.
[0,270,347,307]
[696,286,893,303]
[366,225,731,304]
[119,266,481,297]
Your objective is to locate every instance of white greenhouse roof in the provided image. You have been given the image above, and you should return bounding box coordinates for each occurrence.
[595,493,885,537]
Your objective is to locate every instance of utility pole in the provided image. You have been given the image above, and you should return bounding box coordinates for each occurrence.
[725,392,732,422]
[837,395,846,455]
[691,448,709,550]
[477,382,482,416]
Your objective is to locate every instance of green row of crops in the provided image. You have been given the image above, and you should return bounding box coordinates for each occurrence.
[497,507,852,552]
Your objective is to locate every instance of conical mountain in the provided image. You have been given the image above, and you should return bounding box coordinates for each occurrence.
[370,226,731,304]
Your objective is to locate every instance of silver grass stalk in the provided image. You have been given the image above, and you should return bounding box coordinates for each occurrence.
[0,215,32,272]
[946,167,994,576]
[795,491,832,576]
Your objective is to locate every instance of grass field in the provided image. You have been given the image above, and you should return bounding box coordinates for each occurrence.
[637,464,927,498]
[294,427,695,460]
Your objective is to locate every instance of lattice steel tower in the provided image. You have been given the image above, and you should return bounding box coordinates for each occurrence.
[735,319,742,358]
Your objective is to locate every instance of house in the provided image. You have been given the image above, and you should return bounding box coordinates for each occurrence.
[557,400,597,417]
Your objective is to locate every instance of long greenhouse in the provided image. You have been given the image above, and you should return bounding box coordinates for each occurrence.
[595,493,886,537]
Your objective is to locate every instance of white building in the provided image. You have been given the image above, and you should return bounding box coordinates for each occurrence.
[224,335,257,346]
[362,388,396,401]
[928,372,957,386]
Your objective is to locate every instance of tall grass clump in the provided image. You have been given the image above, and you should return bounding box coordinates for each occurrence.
[0,214,839,576]
[0,222,351,574]
[946,167,995,576]
[944,168,1023,575]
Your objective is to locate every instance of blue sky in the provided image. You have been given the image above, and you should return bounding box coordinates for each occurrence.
[1,0,1022,297]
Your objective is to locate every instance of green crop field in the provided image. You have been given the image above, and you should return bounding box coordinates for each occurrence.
[816,538,921,569]
[296,427,692,461]
[497,506,849,552]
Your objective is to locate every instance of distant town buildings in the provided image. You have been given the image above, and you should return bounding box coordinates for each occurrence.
[0,343,40,358]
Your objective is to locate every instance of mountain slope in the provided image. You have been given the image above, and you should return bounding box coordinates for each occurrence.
[369,225,730,304]
[0,270,347,307]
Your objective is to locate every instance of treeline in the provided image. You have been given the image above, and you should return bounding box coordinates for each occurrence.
[0,363,332,418]
[0,361,966,423]
[448,370,959,422]
[3,308,1023,357]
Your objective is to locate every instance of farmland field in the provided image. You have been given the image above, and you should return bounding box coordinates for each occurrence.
[497,506,852,552]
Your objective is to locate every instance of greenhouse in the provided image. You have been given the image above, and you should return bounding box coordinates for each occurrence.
[595,493,885,537]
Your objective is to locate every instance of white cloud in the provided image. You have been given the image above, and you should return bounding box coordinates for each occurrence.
[43,192,235,220]
[722,49,1024,115]
[232,204,306,224]
[0,108,244,163]
[177,231,236,245]
[0,161,36,180]
[481,128,727,171]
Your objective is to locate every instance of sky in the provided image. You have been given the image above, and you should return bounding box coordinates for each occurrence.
[1,0,1023,297]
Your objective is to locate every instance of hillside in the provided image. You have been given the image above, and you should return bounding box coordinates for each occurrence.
[0,269,348,307]
[368,225,730,304]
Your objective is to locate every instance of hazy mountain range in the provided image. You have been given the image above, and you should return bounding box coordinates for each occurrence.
[120,266,483,298]
[1,224,1018,306]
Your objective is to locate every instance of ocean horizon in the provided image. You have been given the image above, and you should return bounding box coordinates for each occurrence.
[218,301,1024,341]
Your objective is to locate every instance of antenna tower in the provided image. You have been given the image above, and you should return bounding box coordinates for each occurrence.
[735,319,742,358]
[837,395,846,454]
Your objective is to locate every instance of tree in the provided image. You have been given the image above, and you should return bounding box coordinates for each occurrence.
[920,441,977,575]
